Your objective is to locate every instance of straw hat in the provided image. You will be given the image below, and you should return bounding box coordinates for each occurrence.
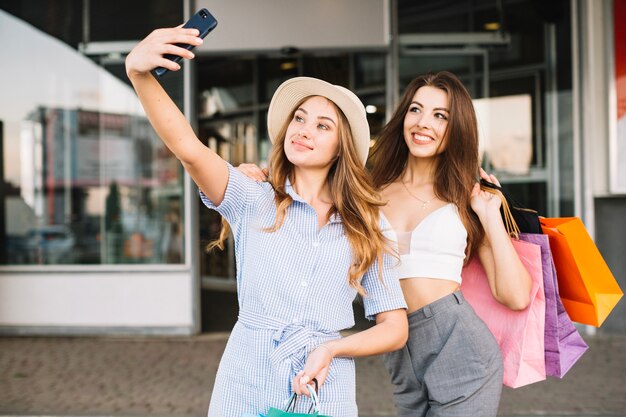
[267,77,370,166]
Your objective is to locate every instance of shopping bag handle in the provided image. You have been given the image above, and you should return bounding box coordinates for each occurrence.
[479,179,521,239]
[285,378,321,413]
[307,379,321,412]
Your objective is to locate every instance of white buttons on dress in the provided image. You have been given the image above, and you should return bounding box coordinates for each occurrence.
[312,241,320,247]
[300,280,308,287]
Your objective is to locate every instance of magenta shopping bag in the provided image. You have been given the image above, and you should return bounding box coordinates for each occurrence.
[461,238,546,388]
[519,233,588,378]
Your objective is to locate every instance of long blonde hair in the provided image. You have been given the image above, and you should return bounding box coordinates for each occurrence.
[210,96,390,294]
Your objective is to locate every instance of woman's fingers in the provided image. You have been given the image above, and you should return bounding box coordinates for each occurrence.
[471,182,481,197]
[163,43,196,60]
[291,371,312,396]
[479,167,501,187]
[148,28,203,53]
[237,163,268,182]
[292,372,321,397]
[170,33,204,47]
[156,58,181,72]
[154,27,200,38]
[126,27,204,76]
[299,374,311,387]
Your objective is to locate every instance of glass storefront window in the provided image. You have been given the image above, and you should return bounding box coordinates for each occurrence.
[302,55,350,86]
[259,57,300,103]
[0,0,83,48]
[397,0,572,218]
[397,1,471,34]
[196,59,256,280]
[354,53,387,138]
[88,0,182,42]
[361,93,387,138]
[355,54,386,91]
[490,74,545,170]
[399,54,486,97]
[197,59,255,117]
[0,9,185,266]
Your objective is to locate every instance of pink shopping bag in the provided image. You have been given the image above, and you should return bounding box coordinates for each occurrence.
[461,239,546,388]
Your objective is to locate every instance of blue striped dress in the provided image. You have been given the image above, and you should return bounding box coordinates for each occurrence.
[201,163,407,417]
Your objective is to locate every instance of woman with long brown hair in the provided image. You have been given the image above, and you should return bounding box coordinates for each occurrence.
[125,26,407,417]
[369,71,532,416]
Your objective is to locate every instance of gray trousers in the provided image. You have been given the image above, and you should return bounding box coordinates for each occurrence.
[383,291,503,417]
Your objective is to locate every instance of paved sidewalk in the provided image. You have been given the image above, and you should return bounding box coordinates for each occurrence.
[1,332,625,417]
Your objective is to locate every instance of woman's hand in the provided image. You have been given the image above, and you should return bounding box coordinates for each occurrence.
[237,163,269,182]
[291,344,334,396]
[471,168,502,221]
[125,27,204,78]
[473,168,532,309]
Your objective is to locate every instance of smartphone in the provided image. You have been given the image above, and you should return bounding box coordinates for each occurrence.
[153,8,218,77]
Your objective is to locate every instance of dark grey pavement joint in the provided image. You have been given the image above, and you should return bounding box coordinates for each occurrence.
[1,333,625,417]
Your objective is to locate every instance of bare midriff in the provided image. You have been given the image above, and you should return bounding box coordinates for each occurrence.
[400,277,460,314]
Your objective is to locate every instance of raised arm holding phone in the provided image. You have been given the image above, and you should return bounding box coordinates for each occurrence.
[125,13,407,417]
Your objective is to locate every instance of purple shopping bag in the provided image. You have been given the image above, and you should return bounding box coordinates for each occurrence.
[519,233,588,378]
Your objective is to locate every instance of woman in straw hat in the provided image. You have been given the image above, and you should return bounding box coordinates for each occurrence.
[368,71,532,416]
[125,26,408,417]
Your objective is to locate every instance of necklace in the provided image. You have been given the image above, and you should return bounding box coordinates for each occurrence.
[401,181,432,210]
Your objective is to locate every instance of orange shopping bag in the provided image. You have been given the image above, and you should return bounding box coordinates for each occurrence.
[540,217,623,327]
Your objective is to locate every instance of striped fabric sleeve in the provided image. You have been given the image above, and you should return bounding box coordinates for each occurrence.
[198,161,262,226]
[360,250,407,321]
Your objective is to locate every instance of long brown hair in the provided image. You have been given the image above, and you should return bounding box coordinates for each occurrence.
[368,71,484,259]
[211,96,390,294]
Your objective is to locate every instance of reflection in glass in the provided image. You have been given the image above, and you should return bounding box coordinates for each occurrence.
[474,94,533,175]
[197,59,254,115]
[398,54,485,98]
[259,58,299,104]
[490,75,543,167]
[202,119,258,168]
[0,10,184,266]
[361,94,387,138]
[303,55,349,86]
[355,54,386,90]
[4,108,185,265]
[198,118,257,279]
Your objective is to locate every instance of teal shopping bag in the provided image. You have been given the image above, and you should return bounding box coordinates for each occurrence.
[244,383,331,417]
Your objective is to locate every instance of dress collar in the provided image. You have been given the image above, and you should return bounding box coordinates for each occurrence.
[284,179,342,224]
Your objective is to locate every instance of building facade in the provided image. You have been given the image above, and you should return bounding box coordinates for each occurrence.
[0,0,624,335]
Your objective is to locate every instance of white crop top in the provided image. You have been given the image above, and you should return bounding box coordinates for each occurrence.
[382,203,467,284]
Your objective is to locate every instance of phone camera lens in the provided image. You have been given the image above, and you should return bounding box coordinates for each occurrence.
[200,10,207,18]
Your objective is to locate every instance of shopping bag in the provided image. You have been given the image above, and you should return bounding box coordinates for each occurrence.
[461,238,546,388]
[479,179,542,234]
[244,383,331,417]
[519,233,588,378]
[540,217,623,326]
